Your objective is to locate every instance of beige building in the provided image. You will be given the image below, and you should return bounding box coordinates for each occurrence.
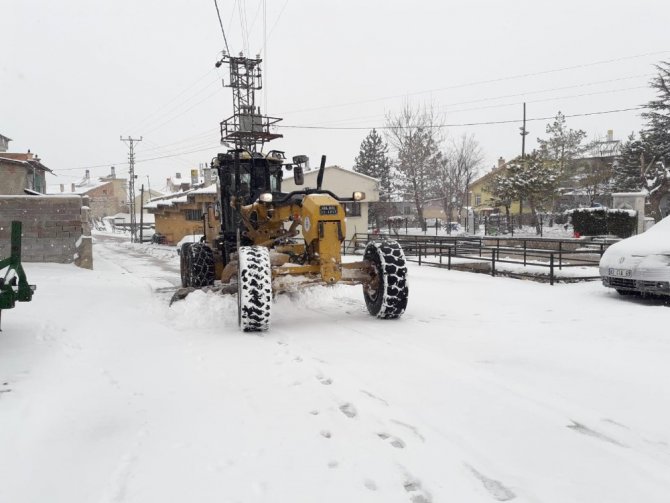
[145,185,219,245]
[282,165,379,240]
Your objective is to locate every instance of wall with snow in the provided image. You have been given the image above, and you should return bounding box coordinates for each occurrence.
[612,192,646,234]
[0,195,92,267]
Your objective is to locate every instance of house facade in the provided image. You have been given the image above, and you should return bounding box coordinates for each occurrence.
[0,151,52,195]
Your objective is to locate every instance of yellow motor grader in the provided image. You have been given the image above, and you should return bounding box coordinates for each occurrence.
[174,53,408,331]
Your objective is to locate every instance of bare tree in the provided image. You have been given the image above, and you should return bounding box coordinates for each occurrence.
[384,103,442,231]
[450,134,483,222]
[578,134,616,205]
[433,134,483,226]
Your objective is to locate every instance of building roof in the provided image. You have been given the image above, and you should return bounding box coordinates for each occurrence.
[0,154,52,173]
[146,183,217,209]
[303,165,380,183]
[470,162,509,188]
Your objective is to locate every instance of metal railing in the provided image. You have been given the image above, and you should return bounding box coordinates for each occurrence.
[346,233,612,285]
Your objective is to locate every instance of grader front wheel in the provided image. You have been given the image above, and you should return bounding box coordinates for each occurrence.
[237,246,273,332]
[363,241,409,319]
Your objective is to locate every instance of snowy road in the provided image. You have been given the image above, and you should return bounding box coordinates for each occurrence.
[1,234,669,502]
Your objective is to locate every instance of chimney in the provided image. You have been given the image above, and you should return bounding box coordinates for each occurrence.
[71,183,76,192]
[607,129,614,142]
[60,184,64,193]
[110,166,116,179]
[498,157,506,169]
[203,168,212,187]
[85,169,90,181]
[175,172,181,179]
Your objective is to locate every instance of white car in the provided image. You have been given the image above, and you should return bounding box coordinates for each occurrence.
[599,215,670,297]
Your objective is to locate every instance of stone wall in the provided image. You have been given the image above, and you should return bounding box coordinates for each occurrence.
[0,195,92,268]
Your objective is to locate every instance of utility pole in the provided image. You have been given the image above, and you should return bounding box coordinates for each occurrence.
[120,136,143,242]
[520,102,529,158]
[139,184,145,244]
[518,103,529,229]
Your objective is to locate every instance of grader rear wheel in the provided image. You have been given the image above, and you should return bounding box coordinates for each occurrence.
[189,243,215,287]
[179,243,193,288]
[237,246,272,332]
[363,240,409,319]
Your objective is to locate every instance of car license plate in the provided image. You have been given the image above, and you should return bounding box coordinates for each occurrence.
[608,268,632,277]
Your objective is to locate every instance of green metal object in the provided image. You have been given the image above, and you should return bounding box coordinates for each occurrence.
[0,221,35,328]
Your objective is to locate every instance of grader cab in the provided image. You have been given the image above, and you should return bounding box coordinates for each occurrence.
[173,52,408,331]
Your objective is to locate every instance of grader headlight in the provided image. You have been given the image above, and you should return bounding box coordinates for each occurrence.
[352,191,366,201]
[259,192,273,203]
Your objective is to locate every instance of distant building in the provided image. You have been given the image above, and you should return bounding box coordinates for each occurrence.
[49,167,128,219]
[0,150,52,195]
[145,184,219,245]
[0,133,11,153]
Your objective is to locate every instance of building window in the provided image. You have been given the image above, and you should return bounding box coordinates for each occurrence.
[185,209,203,221]
[475,194,482,206]
[344,202,361,217]
[403,205,412,215]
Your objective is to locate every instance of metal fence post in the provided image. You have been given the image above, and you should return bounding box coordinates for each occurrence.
[550,252,555,285]
[448,246,452,270]
[491,248,496,276]
[523,240,527,266]
[558,241,562,270]
[418,241,422,266]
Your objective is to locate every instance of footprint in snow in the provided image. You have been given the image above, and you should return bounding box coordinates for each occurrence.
[403,477,432,503]
[378,432,406,449]
[363,479,378,491]
[317,375,333,385]
[339,403,357,418]
[466,465,516,501]
[320,430,332,439]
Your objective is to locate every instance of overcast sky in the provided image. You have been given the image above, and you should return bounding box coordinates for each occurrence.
[2,0,669,192]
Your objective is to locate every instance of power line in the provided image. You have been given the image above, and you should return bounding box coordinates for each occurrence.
[268,0,289,40]
[291,78,652,128]
[126,68,217,134]
[56,104,646,174]
[57,144,221,172]
[278,106,646,130]
[277,50,668,116]
[213,0,231,54]
[142,87,223,136]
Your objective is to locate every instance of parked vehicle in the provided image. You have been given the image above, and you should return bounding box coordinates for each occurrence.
[599,215,670,297]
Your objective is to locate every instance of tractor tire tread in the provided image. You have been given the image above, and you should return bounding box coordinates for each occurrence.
[238,246,272,331]
[363,240,409,319]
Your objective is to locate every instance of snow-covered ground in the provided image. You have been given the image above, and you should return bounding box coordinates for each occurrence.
[1,234,669,503]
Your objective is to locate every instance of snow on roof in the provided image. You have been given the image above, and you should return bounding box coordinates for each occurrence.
[190,184,217,195]
[47,179,111,195]
[303,165,380,183]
